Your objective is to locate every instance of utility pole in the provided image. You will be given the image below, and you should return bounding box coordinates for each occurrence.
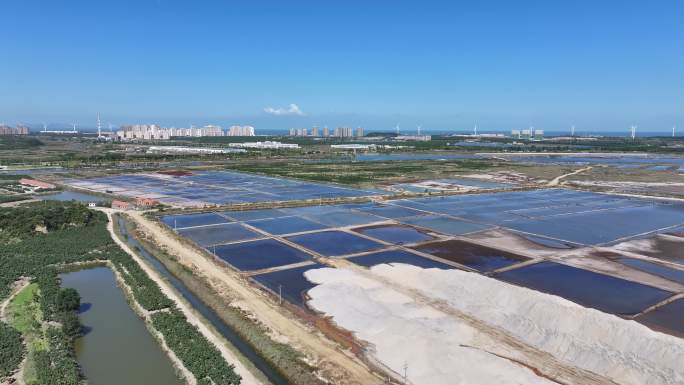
[403,361,408,385]
[278,284,282,305]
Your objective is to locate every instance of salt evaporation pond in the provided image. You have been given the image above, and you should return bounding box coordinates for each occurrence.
[246,216,328,235]
[285,230,384,257]
[213,238,313,271]
[161,212,231,229]
[352,224,434,245]
[251,263,325,307]
[615,257,684,285]
[178,222,262,246]
[496,261,673,315]
[412,239,529,272]
[347,249,455,270]
[636,298,684,337]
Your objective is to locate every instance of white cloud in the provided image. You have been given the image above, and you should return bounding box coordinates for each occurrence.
[263,103,305,116]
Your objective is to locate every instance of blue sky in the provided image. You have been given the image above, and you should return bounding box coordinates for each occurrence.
[1,0,683,132]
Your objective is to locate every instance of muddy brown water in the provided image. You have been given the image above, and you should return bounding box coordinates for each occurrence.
[411,239,530,272]
[60,267,183,385]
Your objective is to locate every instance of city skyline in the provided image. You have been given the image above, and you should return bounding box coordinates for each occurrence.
[2,1,683,131]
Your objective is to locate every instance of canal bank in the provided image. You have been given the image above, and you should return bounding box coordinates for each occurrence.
[122,210,384,385]
[108,212,269,385]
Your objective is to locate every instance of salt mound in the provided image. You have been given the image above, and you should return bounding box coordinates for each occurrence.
[306,264,684,385]
[306,268,556,385]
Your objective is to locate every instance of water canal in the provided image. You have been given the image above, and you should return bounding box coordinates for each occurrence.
[115,216,291,385]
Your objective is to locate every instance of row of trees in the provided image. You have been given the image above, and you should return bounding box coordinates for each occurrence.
[107,248,173,311]
[152,310,241,385]
[0,202,111,383]
[0,200,108,244]
[0,323,23,378]
[0,201,244,384]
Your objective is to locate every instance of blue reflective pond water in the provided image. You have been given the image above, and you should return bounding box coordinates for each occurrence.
[348,249,455,270]
[286,231,385,257]
[496,261,673,315]
[635,298,684,337]
[246,216,328,235]
[213,239,313,271]
[352,224,434,245]
[251,264,325,307]
[161,212,231,229]
[615,257,684,285]
[178,223,262,246]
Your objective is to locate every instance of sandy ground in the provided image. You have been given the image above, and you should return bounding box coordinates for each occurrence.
[124,210,383,385]
[0,279,30,322]
[102,210,263,385]
[306,264,684,385]
[547,166,593,186]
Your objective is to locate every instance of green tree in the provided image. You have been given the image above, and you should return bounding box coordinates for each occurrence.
[57,288,80,312]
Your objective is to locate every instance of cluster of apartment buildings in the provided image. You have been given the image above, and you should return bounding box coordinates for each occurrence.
[511,129,544,140]
[288,126,364,138]
[115,124,255,140]
[0,124,29,136]
[228,141,299,149]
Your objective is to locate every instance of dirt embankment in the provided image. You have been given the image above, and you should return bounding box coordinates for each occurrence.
[102,210,263,385]
[125,210,384,385]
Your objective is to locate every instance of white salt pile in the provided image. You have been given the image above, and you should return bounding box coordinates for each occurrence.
[305,264,684,385]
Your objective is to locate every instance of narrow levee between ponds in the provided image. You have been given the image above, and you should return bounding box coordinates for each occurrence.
[116,215,292,385]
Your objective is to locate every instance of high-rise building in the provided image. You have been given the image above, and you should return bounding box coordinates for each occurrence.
[521,129,532,140]
[227,125,255,136]
[356,127,364,137]
[0,125,29,136]
[334,127,353,137]
[288,128,308,136]
[311,126,319,137]
[203,125,224,136]
[322,126,329,137]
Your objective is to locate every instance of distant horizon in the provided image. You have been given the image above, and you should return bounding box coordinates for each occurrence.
[14,123,682,137]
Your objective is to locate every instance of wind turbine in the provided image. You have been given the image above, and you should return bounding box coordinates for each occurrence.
[630,125,637,140]
[474,123,478,136]
[417,124,422,136]
[571,125,575,137]
[673,126,676,137]
[395,123,400,135]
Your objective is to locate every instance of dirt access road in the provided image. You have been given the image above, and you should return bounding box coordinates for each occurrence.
[125,210,384,385]
[102,210,263,385]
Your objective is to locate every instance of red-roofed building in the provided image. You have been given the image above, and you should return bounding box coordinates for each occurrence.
[19,178,56,189]
[111,200,131,210]
[135,197,158,207]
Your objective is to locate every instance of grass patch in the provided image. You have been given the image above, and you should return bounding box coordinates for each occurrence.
[8,283,41,334]
[6,283,48,384]
[225,158,495,186]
